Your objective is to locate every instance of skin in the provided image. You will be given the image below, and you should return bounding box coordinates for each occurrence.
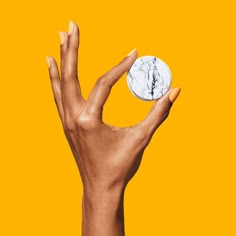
[46,21,181,236]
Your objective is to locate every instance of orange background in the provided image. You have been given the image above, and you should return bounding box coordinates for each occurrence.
[0,0,235,235]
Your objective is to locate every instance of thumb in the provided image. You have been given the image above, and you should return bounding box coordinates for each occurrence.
[169,88,181,104]
[136,88,181,136]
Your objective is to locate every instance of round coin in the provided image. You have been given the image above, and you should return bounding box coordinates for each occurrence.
[127,56,172,101]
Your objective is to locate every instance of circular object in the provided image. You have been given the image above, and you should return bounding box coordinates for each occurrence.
[127,56,172,101]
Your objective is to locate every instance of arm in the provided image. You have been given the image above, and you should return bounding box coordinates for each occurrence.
[82,186,125,236]
[46,21,181,236]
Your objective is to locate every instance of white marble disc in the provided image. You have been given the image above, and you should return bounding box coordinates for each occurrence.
[127,56,172,101]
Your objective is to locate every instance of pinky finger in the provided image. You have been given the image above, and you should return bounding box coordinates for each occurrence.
[46,56,64,123]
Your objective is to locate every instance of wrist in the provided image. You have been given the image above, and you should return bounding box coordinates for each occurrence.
[82,186,125,236]
[82,185,124,213]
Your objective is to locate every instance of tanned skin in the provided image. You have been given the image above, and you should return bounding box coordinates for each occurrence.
[46,21,181,236]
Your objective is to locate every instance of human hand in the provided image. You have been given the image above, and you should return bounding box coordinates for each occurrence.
[46,21,180,236]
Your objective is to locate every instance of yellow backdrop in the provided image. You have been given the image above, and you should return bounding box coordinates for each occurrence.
[0,0,235,235]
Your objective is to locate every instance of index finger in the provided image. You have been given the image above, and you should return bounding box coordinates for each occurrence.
[85,49,138,119]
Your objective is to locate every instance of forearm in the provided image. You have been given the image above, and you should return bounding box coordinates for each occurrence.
[82,187,125,236]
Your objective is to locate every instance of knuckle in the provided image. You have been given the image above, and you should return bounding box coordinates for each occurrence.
[62,73,72,81]
[67,39,79,49]
[49,73,53,80]
[136,130,149,145]
[49,72,58,82]
[160,107,171,122]
[96,77,106,86]
[64,116,76,133]
[96,76,111,88]
[67,44,79,50]
[130,127,148,146]
[61,70,77,81]
[75,113,98,131]
[155,101,171,123]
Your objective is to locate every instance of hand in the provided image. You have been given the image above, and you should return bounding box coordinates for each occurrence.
[46,21,181,236]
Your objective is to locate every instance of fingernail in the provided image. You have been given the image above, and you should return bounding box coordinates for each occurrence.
[169,88,181,103]
[68,21,75,35]
[46,56,51,68]
[59,31,66,45]
[127,48,136,57]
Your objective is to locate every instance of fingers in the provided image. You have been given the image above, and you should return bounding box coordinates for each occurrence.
[46,56,64,123]
[61,21,84,115]
[136,88,181,137]
[86,49,138,118]
[59,31,68,74]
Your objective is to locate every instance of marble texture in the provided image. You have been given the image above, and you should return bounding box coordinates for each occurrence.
[127,56,172,100]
